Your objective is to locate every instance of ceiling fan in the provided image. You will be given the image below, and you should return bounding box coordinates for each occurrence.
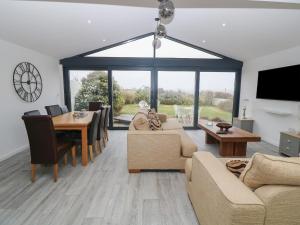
[22,0,300,9]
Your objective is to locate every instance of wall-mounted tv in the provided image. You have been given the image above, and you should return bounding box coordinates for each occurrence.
[256,64,300,102]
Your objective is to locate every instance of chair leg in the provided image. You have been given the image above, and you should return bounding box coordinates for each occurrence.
[31,164,36,182]
[89,145,94,162]
[102,138,106,147]
[98,140,102,153]
[63,154,68,166]
[105,129,109,141]
[71,146,76,167]
[53,164,58,182]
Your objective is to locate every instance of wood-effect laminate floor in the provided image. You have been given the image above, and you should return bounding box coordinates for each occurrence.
[0,130,279,225]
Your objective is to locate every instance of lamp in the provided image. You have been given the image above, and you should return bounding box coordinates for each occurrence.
[241,99,249,119]
[158,0,175,24]
[152,37,161,49]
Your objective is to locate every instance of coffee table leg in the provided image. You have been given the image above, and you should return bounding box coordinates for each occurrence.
[234,142,247,156]
[81,127,88,166]
[205,132,218,144]
[219,142,234,156]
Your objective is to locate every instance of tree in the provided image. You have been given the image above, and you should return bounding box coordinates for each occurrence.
[74,71,124,114]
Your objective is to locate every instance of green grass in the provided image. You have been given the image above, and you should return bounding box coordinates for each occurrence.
[119,104,232,122]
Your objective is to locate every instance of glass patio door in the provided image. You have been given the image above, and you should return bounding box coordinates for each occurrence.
[157,71,196,127]
[112,70,151,127]
[69,70,109,111]
[199,72,236,123]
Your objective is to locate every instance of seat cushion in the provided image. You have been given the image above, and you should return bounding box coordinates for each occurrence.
[240,153,300,189]
[161,118,183,130]
[185,158,192,181]
[178,130,197,157]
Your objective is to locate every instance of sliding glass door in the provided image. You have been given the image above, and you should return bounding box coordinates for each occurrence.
[112,70,151,127]
[199,72,236,123]
[157,71,196,127]
[69,70,108,111]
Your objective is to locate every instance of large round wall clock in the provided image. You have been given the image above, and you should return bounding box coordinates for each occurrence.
[13,62,43,102]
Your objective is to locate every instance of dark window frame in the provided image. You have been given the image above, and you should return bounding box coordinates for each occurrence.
[61,33,243,130]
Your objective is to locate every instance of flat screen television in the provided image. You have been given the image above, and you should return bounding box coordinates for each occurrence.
[256,64,300,102]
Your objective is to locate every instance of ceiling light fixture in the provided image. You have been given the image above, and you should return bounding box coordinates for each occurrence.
[202,40,206,43]
[153,0,175,49]
[87,20,92,24]
[222,23,226,27]
[102,39,106,42]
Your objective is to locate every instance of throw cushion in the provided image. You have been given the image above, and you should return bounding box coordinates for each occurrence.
[133,113,150,130]
[240,153,300,189]
[148,108,162,130]
[226,160,248,177]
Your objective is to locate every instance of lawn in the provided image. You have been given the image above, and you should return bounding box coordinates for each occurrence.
[119,104,232,122]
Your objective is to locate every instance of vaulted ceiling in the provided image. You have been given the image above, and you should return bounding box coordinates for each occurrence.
[0,0,299,60]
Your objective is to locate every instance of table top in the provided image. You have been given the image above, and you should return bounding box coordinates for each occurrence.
[198,120,261,142]
[52,112,94,129]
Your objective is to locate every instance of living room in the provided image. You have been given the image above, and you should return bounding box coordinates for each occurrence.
[0,0,300,225]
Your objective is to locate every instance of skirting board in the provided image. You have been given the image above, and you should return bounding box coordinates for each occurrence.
[0,145,29,162]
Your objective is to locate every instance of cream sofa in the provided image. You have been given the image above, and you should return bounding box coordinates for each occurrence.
[185,152,300,225]
[127,112,197,172]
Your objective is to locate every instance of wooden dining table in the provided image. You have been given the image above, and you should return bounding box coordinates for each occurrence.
[52,112,94,166]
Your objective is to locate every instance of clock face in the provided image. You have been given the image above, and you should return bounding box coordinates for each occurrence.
[13,62,43,102]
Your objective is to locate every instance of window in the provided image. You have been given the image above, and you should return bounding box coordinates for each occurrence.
[156,38,221,59]
[158,71,196,127]
[86,36,154,58]
[199,72,236,123]
[69,70,108,111]
[112,70,151,127]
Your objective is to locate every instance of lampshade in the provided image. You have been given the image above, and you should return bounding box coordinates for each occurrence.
[152,38,161,49]
[159,0,175,20]
[156,24,167,39]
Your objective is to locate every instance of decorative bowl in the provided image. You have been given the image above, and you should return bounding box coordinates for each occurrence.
[216,122,232,131]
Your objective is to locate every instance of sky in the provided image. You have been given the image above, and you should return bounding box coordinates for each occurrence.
[70,70,235,94]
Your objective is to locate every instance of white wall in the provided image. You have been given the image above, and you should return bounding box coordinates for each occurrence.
[240,45,300,146]
[0,38,62,161]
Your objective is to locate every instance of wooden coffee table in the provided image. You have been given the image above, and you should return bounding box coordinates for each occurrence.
[198,120,261,156]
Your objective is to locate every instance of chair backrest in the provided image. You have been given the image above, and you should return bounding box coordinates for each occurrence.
[45,105,62,117]
[60,105,69,114]
[97,107,107,140]
[104,106,111,128]
[88,110,101,145]
[88,102,103,111]
[24,110,41,116]
[22,115,58,164]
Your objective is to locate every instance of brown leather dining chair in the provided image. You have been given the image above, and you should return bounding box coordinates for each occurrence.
[97,107,107,152]
[72,110,101,162]
[103,106,111,142]
[24,110,41,116]
[60,105,69,114]
[45,105,62,117]
[88,102,103,111]
[22,115,76,182]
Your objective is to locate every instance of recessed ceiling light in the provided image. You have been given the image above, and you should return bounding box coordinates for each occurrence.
[87,20,92,24]
[222,23,226,27]
[102,39,106,42]
[202,40,206,43]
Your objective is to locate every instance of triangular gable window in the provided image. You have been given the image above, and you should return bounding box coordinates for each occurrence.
[85,35,221,59]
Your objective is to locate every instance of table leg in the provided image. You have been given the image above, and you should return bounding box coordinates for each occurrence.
[234,142,247,156]
[219,142,247,157]
[205,132,218,144]
[81,127,88,166]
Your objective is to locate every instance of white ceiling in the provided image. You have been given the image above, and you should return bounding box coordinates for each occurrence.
[0,0,299,61]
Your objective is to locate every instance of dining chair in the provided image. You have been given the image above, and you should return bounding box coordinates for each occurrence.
[45,105,62,117]
[60,105,69,114]
[24,110,41,116]
[88,101,103,111]
[97,107,107,151]
[22,115,76,182]
[103,106,111,142]
[73,110,101,162]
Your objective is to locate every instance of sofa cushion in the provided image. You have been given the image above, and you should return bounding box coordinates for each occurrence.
[148,109,162,130]
[185,158,192,181]
[161,118,183,130]
[240,153,300,189]
[178,130,197,157]
[132,113,151,130]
